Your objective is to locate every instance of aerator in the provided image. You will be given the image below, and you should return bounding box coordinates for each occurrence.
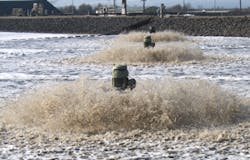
[112,64,136,90]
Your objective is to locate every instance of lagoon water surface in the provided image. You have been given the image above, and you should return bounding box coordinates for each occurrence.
[0,32,249,103]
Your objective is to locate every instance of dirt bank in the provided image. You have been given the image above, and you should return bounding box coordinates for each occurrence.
[0,16,250,36]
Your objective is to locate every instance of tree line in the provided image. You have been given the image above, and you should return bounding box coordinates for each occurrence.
[58,3,94,15]
[58,3,250,15]
[58,3,194,15]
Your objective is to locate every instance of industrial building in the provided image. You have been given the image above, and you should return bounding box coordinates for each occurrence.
[0,0,62,16]
[95,0,127,15]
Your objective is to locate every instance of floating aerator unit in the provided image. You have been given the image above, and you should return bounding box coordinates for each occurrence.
[144,35,155,48]
[112,64,136,90]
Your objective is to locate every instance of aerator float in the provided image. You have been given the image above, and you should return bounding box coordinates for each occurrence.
[112,64,136,90]
[144,35,155,48]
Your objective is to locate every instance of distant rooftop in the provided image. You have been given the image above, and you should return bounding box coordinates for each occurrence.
[0,0,62,16]
[0,0,46,1]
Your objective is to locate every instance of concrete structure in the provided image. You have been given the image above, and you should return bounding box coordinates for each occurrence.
[0,0,62,16]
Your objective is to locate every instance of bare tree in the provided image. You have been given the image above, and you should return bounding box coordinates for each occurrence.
[78,3,93,15]
[59,5,77,15]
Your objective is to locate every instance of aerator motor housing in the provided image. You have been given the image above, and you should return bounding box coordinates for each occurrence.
[144,35,155,48]
[149,26,156,33]
[112,64,136,90]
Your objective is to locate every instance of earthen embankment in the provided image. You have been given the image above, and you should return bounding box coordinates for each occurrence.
[146,16,250,37]
[0,16,250,36]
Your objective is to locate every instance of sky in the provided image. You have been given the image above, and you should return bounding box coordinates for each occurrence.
[50,0,250,9]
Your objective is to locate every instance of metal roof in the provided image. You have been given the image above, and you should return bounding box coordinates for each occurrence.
[0,0,62,15]
[0,0,45,1]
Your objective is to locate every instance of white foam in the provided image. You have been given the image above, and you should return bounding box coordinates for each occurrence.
[0,72,78,81]
[0,33,249,100]
[0,33,249,160]
[0,48,48,58]
[0,32,78,41]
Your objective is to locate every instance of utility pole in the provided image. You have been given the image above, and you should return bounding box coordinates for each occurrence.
[214,0,216,11]
[141,0,146,13]
[122,0,127,15]
[183,0,185,10]
[113,0,116,14]
[240,0,242,11]
[71,0,74,15]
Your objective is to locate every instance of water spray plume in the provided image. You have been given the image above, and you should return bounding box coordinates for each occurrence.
[118,31,187,42]
[85,42,204,64]
[2,78,249,133]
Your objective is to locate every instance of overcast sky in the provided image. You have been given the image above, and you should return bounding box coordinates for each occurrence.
[51,0,250,9]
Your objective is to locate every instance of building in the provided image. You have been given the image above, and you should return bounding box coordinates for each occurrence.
[0,0,62,16]
[95,0,127,15]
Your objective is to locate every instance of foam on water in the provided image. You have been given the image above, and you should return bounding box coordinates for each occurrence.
[0,48,48,59]
[0,72,79,81]
[0,31,250,160]
[0,32,74,41]
[0,33,113,102]
[0,32,249,103]
[194,36,250,58]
